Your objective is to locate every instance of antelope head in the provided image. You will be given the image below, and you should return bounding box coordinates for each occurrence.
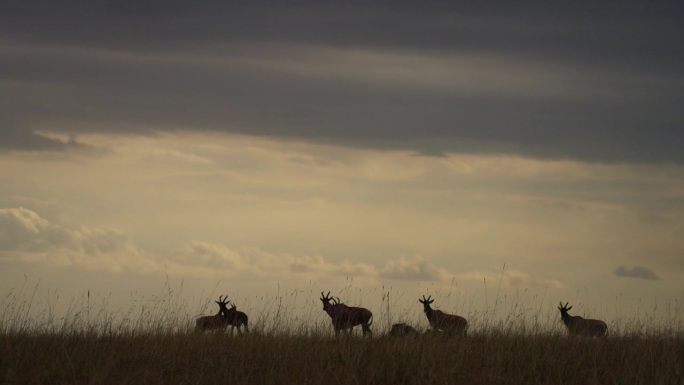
[320,291,333,311]
[558,302,572,320]
[419,295,434,313]
[216,295,231,315]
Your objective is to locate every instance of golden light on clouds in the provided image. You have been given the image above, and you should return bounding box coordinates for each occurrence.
[1,131,683,325]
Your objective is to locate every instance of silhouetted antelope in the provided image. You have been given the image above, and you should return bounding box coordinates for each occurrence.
[419,295,467,336]
[320,291,373,337]
[558,302,607,337]
[223,302,249,334]
[389,323,419,337]
[195,295,230,332]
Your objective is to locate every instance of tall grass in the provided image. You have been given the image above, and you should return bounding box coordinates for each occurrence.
[2,328,683,384]
[1,280,683,385]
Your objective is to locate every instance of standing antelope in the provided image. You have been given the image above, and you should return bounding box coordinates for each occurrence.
[558,302,607,337]
[223,302,249,334]
[320,291,373,337]
[195,295,230,332]
[419,295,467,336]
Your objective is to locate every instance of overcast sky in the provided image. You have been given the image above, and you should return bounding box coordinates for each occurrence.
[1,1,683,332]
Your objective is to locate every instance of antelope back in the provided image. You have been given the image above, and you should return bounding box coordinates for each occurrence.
[389,323,419,337]
[195,314,226,331]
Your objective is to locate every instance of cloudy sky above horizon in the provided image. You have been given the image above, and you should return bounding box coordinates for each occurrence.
[1,1,683,329]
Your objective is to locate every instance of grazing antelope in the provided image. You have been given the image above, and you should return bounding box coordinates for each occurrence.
[195,295,230,332]
[223,302,249,334]
[419,295,467,336]
[320,291,373,337]
[389,323,419,337]
[558,302,607,337]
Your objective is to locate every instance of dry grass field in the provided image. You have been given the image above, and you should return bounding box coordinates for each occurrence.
[2,330,683,385]
[1,285,683,385]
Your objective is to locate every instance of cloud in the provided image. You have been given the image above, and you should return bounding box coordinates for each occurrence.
[613,265,660,281]
[0,126,87,152]
[505,270,563,289]
[171,242,380,280]
[0,2,682,163]
[455,269,563,289]
[1,208,432,282]
[181,241,246,269]
[0,207,81,252]
[173,242,455,283]
[380,255,447,281]
[0,207,155,272]
[0,209,390,280]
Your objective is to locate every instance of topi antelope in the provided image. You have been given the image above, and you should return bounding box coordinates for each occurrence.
[389,323,419,337]
[195,295,231,332]
[419,295,467,336]
[223,302,249,334]
[558,302,607,337]
[320,291,373,337]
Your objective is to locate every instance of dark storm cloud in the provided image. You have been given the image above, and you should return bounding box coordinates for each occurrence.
[0,125,69,151]
[614,265,660,281]
[1,1,682,162]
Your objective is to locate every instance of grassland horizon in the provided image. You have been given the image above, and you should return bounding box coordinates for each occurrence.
[4,277,683,336]
[1,283,683,385]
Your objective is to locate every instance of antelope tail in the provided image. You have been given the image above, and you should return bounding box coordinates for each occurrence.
[367,315,373,327]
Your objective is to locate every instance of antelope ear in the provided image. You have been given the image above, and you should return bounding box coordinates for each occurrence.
[567,306,572,311]
[215,301,220,305]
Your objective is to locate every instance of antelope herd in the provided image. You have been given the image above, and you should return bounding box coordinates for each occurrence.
[195,294,608,338]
